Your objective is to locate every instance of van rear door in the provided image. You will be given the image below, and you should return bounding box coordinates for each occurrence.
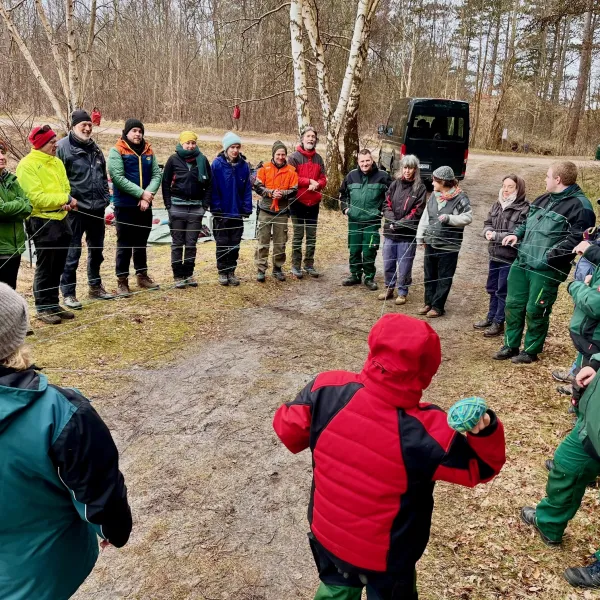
[405,100,469,179]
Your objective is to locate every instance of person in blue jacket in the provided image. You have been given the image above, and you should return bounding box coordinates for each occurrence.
[210,132,253,286]
[0,282,132,600]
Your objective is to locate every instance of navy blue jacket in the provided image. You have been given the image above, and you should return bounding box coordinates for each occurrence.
[209,152,253,217]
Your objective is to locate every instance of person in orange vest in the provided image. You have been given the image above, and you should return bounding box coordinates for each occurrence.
[232,104,241,131]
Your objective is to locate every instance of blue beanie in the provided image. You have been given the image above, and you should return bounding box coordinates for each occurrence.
[222,131,242,152]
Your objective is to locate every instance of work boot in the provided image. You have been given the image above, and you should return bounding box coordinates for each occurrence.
[483,322,504,337]
[174,276,187,289]
[272,269,286,282]
[557,384,573,396]
[186,276,198,288]
[136,272,160,290]
[55,306,75,320]
[342,274,361,286]
[291,265,303,279]
[564,560,600,588]
[552,369,575,384]
[304,266,320,278]
[257,271,266,283]
[474,318,492,329]
[417,305,431,315]
[511,351,538,364]
[228,272,240,286]
[218,273,229,286]
[378,289,394,301]
[117,277,132,297]
[520,507,561,547]
[36,311,62,325]
[63,295,82,310]
[493,345,519,360]
[395,295,407,306]
[88,284,114,300]
[364,278,378,291]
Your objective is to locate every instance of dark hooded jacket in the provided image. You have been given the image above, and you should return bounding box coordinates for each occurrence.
[273,314,505,574]
[382,178,428,242]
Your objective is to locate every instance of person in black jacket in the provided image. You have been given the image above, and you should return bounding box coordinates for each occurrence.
[379,155,427,305]
[162,131,212,288]
[474,175,529,337]
[57,110,113,308]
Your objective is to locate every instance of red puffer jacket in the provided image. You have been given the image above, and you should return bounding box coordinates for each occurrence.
[287,145,327,207]
[273,314,505,574]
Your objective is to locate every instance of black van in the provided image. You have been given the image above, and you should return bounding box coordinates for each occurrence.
[377,98,469,182]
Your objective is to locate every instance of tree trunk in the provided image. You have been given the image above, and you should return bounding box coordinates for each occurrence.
[565,1,593,149]
[65,0,80,113]
[290,0,311,131]
[551,17,570,105]
[485,7,501,96]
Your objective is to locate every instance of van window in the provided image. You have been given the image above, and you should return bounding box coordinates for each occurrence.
[408,114,466,141]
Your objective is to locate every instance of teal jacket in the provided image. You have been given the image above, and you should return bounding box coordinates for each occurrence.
[0,367,132,600]
[0,171,32,256]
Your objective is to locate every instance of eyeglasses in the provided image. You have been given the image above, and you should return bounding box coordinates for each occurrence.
[33,124,52,139]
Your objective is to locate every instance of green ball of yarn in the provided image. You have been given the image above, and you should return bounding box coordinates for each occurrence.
[447,397,488,433]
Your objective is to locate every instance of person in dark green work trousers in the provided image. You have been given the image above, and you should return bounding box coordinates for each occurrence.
[339,149,392,291]
[494,161,596,364]
[521,364,600,589]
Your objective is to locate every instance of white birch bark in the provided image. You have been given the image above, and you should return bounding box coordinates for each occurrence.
[79,0,98,107]
[290,0,311,131]
[0,0,67,127]
[65,0,81,112]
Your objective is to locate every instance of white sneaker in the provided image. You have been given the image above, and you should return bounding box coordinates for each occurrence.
[63,295,83,309]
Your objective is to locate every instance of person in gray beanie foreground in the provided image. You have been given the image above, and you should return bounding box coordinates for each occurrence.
[416,166,472,318]
[0,281,132,600]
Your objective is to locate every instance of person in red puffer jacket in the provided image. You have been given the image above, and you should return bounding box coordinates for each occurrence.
[273,313,506,600]
[287,126,327,279]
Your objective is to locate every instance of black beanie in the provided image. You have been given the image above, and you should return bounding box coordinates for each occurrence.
[71,109,92,128]
[123,118,144,137]
[272,140,287,157]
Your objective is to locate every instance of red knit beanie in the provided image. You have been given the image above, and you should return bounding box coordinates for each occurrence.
[28,125,56,150]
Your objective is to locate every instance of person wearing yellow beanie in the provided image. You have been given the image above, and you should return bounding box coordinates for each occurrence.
[179,131,198,145]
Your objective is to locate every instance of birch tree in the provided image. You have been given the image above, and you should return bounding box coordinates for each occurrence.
[290,0,311,131]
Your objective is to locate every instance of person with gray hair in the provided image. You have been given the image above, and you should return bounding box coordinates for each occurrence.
[379,154,428,304]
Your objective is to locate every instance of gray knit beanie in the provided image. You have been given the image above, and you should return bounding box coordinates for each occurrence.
[0,283,29,360]
[432,166,456,181]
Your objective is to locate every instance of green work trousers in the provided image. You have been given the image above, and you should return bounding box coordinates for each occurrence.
[348,219,380,280]
[504,264,561,355]
[536,418,600,552]
[255,210,288,273]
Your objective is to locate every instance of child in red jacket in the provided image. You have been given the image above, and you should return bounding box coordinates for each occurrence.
[273,313,506,600]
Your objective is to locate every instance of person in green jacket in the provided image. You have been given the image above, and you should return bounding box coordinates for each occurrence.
[108,119,162,297]
[339,149,392,291]
[494,161,596,364]
[16,126,78,325]
[521,363,600,589]
[0,141,32,289]
[0,282,132,600]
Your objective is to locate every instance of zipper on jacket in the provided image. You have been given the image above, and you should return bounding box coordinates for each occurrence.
[123,140,145,188]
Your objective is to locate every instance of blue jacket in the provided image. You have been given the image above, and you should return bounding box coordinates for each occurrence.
[209,152,253,217]
[0,366,132,600]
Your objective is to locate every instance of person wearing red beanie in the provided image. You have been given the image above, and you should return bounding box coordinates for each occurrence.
[16,126,78,324]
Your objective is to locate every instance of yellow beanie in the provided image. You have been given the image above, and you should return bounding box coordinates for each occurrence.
[179,130,198,144]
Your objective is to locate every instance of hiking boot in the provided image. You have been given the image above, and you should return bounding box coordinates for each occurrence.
[557,383,573,396]
[63,295,82,310]
[304,266,320,278]
[291,266,303,279]
[552,369,575,384]
[257,271,266,283]
[218,273,229,286]
[342,274,362,286]
[493,345,519,360]
[395,295,407,305]
[426,308,442,318]
[484,322,504,337]
[474,318,492,329]
[55,307,75,320]
[417,305,431,315]
[512,351,538,364]
[186,276,198,288]
[520,507,561,547]
[364,278,378,291]
[378,289,394,301]
[137,273,160,290]
[272,269,286,282]
[174,277,187,289]
[117,277,132,297]
[545,459,554,472]
[37,311,61,325]
[228,272,240,286]
[564,560,600,588]
[88,284,114,300]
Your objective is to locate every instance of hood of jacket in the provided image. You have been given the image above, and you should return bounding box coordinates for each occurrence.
[359,314,441,407]
[296,144,316,159]
[0,367,46,433]
[114,137,153,156]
